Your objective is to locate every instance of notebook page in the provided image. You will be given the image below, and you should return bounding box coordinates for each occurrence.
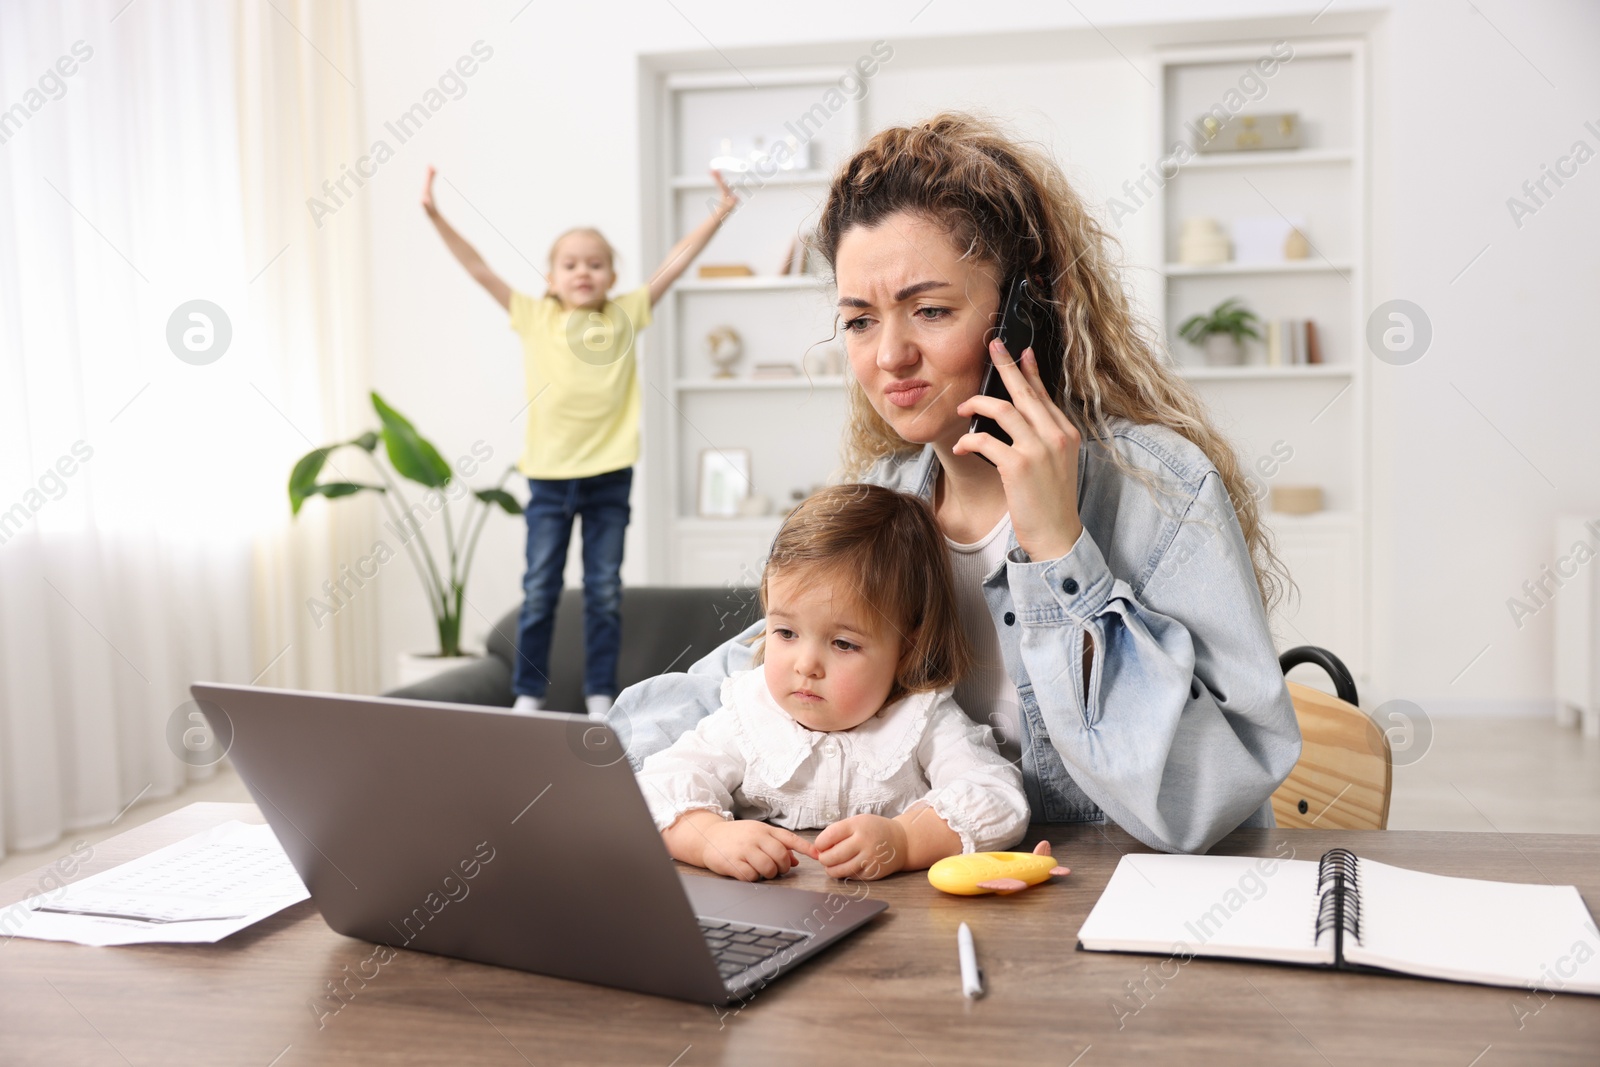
[1348,858,1600,995]
[1078,853,1331,966]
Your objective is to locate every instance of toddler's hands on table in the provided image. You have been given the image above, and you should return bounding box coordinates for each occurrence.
[697,819,818,882]
[815,814,908,881]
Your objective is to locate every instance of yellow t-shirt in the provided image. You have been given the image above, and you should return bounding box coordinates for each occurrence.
[507,286,653,480]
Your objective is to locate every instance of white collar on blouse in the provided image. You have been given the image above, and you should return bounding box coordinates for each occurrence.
[721,668,946,784]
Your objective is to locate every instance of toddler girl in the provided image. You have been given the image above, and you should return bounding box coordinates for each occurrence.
[636,484,1029,882]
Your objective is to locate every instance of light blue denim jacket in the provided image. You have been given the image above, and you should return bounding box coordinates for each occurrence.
[609,416,1302,854]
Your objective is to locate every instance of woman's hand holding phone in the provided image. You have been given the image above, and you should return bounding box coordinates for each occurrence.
[954,337,1085,563]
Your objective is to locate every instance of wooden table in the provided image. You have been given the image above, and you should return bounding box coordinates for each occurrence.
[2,802,1597,1065]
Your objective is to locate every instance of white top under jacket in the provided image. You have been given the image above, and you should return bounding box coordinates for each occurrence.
[635,668,1030,854]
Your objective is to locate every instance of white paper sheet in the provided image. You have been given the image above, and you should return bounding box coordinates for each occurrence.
[2,820,310,946]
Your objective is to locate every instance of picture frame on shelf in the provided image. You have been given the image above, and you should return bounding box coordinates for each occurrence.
[697,448,751,518]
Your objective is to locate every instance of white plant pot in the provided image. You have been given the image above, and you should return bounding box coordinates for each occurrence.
[396,651,479,688]
[1202,334,1245,366]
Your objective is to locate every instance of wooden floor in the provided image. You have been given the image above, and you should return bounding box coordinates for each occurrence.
[2,714,1597,883]
[1386,714,1600,834]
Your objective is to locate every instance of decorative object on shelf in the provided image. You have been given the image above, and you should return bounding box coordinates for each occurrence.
[751,362,800,380]
[697,264,755,278]
[1284,226,1311,260]
[705,326,743,379]
[1270,485,1324,515]
[804,343,846,378]
[1194,111,1302,153]
[1230,215,1307,264]
[1178,218,1230,266]
[776,484,824,518]
[1178,298,1261,367]
[1264,319,1323,366]
[738,493,771,518]
[287,391,521,662]
[697,448,751,518]
[779,232,817,275]
[708,132,810,175]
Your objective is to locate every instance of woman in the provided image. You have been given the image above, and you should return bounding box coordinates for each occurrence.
[612,113,1302,860]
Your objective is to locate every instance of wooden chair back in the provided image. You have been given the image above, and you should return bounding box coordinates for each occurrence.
[1270,680,1392,830]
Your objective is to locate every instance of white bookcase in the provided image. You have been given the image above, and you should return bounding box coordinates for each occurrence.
[1154,39,1370,683]
[642,68,866,585]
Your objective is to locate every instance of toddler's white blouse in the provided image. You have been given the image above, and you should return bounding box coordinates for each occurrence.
[636,669,1030,854]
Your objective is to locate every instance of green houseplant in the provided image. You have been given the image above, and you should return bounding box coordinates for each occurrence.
[288,391,520,662]
[1178,297,1261,366]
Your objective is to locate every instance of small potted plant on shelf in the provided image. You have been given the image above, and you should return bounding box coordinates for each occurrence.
[288,391,521,686]
[1178,298,1261,367]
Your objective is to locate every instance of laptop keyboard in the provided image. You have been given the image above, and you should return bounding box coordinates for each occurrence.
[698,917,809,979]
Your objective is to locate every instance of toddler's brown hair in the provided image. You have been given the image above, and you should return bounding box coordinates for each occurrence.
[756,483,972,704]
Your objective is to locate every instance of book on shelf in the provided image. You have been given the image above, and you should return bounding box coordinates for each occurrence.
[697,264,755,278]
[1263,319,1321,366]
[750,362,800,380]
[1078,850,1600,995]
[778,234,815,276]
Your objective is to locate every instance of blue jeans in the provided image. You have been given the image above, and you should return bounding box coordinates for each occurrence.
[512,467,632,701]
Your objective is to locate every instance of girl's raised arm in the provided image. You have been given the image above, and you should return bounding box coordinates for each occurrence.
[422,165,512,312]
[646,170,737,307]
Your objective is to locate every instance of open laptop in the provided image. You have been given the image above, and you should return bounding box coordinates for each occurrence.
[188,683,887,1005]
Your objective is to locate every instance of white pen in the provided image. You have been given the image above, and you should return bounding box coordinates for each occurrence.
[958,921,984,998]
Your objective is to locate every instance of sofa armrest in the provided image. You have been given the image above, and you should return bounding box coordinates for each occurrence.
[385,657,513,707]
[381,586,760,710]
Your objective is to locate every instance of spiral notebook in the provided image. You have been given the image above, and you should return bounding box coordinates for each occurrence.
[1077,850,1600,995]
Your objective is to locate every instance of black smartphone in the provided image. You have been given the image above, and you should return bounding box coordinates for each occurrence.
[969,276,1064,460]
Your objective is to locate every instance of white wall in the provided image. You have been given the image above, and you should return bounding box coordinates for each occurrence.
[354,1,1600,719]
[1364,2,1600,716]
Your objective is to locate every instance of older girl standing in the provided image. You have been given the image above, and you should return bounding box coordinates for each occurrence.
[424,166,737,717]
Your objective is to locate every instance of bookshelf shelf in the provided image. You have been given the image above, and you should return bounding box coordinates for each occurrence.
[1156,39,1369,682]
[645,64,863,583]
[1175,364,1350,380]
[674,275,828,293]
[670,170,831,190]
[1164,261,1353,277]
[675,376,849,392]
[1179,148,1353,170]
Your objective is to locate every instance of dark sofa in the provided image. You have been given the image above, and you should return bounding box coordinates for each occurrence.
[384,586,761,711]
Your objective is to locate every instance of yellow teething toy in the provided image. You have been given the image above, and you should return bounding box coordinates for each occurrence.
[928,840,1071,896]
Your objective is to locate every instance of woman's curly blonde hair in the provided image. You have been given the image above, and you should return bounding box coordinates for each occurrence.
[812,111,1290,615]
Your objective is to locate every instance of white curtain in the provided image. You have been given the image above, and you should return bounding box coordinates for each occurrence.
[0,0,377,858]
[235,0,380,698]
